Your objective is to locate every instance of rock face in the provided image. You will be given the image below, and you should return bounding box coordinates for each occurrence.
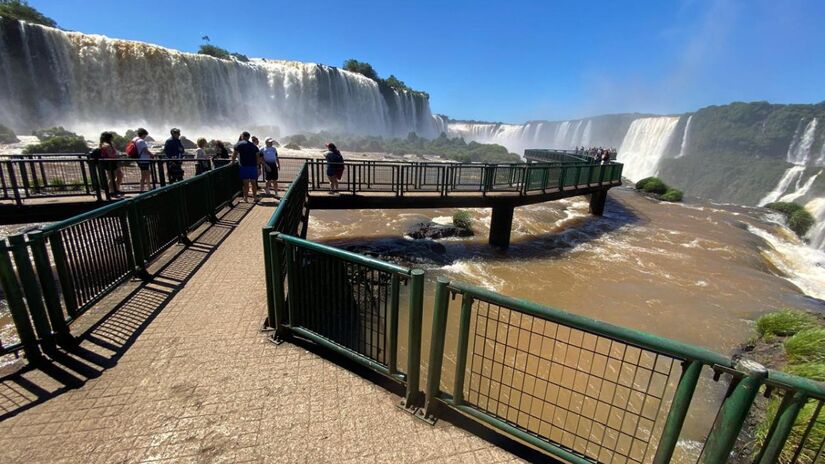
[406,222,474,240]
[342,239,449,265]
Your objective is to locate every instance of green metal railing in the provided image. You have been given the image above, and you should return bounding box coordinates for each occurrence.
[0,163,241,359]
[263,159,825,463]
[524,149,593,164]
[305,160,623,196]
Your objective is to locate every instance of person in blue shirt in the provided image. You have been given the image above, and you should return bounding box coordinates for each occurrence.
[232,131,262,202]
[164,128,185,183]
[260,137,280,197]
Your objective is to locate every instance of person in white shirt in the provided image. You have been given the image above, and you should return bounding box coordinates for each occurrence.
[133,128,154,192]
[260,137,280,197]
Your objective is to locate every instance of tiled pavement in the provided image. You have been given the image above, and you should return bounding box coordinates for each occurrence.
[0,200,523,463]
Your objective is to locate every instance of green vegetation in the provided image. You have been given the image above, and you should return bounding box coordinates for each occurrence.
[756,309,819,337]
[24,127,87,154]
[198,44,248,62]
[452,211,472,230]
[283,143,301,150]
[784,328,825,363]
[283,131,520,164]
[343,59,429,98]
[660,188,683,202]
[754,397,824,464]
[109,130,137,151]
[0,123,18,143]
[765,202,816,237]
[785,362,825,382]
[634,176,684,202]
[0,0,56,27]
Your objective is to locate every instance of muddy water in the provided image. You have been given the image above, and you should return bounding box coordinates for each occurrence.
[306,185,824,462]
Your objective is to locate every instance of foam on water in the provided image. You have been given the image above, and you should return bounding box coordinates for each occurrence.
[746,222,825,300]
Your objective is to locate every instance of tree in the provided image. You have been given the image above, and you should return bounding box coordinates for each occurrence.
[198,44,231,60]
[0,0,56,27]
[343,59,379,81]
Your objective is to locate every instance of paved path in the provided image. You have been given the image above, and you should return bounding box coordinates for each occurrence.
[0,200,522,463]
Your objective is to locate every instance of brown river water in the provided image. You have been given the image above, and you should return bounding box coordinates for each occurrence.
[306,184,825,462]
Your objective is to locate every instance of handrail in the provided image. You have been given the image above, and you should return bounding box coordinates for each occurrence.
[277,233,411,275]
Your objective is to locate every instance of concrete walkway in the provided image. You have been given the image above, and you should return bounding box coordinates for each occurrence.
[0,201,522,463]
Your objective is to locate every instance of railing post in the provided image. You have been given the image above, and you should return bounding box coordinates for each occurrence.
[126,199,149,279]
[48,231,79,318]
[205,171,218,223]
[755,390,808,464]
[284,243,297,328]
[653,360,703,464]
[8,234,55,349]
[27,231,75,349]
[7,161,23,205]
[388,273,401,377]
[418,277,450,422]
[452,293,474,406]
[0,241,43,363]
[270,234,288,337]
[174,185,191,244]
[262,226,276,329]
[402,269,425,410]
[701,359,768,463]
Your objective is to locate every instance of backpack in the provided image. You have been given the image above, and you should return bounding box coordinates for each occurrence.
[88,147,102,160]
[125,139,139,159]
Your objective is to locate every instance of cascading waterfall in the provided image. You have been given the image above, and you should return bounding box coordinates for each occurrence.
[779,170,822,203]
[0,19,438,138]
[759,166,806,206]
[675,115,693,159]
[616,117,680,181]
[787,118,818,165]
[806,198,825,250]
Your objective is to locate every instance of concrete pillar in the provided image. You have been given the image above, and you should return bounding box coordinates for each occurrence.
[488,205,514,248]
[589,190,608,216]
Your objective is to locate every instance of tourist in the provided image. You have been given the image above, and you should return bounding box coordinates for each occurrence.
[164,128,186,183]
[232,131,261,202]
[195,137,211,175]
[213,140,230,167]
[324,142,345,194]
[132,128,154,192]
[602,150,611,165]
[98,131,123,196]
[261,137,280,197]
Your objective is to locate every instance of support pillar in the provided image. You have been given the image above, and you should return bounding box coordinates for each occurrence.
[488,205,514,248]
[589,189,608,216]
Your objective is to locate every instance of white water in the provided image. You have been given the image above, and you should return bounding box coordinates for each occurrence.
[616,117,680,181]
[0,20,437,138]
[806,198,825,250]
[759,166,806,206]
[786,118,818,165]
[675,115,693,159]
[779,170,822,203]
[747,222,825,298]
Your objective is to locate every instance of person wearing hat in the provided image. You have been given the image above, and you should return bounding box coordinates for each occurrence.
[232,131,262,202]
[260,137,280,197]
[164,128,186,183]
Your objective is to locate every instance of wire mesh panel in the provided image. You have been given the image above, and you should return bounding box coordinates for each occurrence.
[51,208,134,313]
[137,188,182,260]
[286,243,397,367]
[753,391,825,464]
[449,165,486,192]
[562,166,580,188]
[460,297,680,464]
[489,165,524,192]
[577,166,592,186]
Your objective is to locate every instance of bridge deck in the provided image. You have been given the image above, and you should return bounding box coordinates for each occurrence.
[0,201,521,463]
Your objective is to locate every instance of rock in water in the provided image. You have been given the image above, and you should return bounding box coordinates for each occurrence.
[406,221,474,240]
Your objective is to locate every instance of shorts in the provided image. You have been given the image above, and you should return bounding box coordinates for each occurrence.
[103,159,119,172]
[239,165,258,180]
[138,161,150,171]
[264,162,278,181]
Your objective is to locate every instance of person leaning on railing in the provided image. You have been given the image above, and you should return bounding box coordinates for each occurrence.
[131,128,155,193]
[91,131,124,197]
[324,142,344,194]
[195,138,211,175]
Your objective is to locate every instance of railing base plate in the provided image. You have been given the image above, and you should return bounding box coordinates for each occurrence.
[268,334,285,345]
[396,400,419,416]
[414,408,438,426]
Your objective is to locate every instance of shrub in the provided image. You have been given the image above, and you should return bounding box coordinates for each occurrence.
[756,310,819,337]
[0,123,18,143]
[0,0,57,27]
[660,188,683,202]
[452,210,472,230]
[24,129,88,154]
[635,177,657,190]
[230,52,249,62]
[786,362,825,382]
[642,177,668,194]
[198,44,231,60]
[283,143,301,150]
[784,328,825,363]
[766,202,816,237]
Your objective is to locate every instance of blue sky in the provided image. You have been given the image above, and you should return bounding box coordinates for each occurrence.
[32,0,825,123]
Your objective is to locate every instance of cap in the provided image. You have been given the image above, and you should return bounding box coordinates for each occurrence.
[265,137,274,144]
[170,128,181,134]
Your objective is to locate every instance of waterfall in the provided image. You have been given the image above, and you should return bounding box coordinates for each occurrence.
[786,118,818,165]
[616,117,680,181]
[806,198,825,250]
[675,115,693,159]
[0,19,437,138]
[759,166,806,206]
[779,170,823,203]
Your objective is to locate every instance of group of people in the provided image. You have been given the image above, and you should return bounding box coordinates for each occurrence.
[574,146,617,164]
[93,127,347,203]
